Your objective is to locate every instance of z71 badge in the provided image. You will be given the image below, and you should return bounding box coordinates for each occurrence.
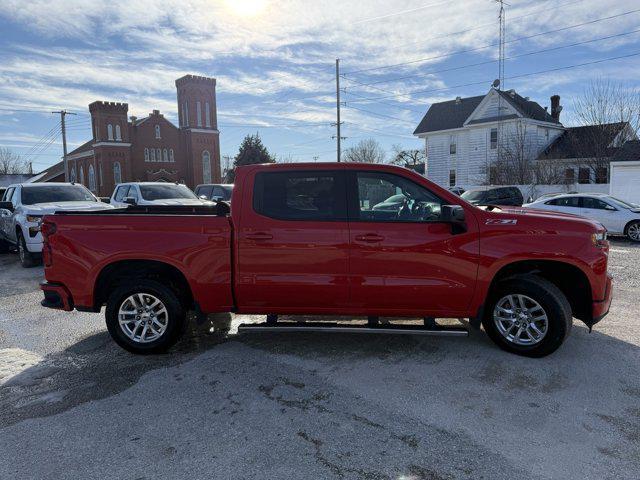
[486,219,518,225]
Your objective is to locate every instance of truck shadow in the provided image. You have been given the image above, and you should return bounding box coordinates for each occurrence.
[3,312,639,433]
[0,312,233,428]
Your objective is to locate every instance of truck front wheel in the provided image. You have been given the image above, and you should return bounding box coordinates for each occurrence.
[105,280,186,354]
[482,275,572,358]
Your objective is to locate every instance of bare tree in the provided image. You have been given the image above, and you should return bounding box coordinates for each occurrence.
[570,79,640,178]
[344,139,386,164]
[489,122,537,185]
[390,144,426,167]
[0,148,30,175]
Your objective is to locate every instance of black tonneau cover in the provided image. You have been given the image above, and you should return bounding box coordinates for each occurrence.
[54,202,230,216]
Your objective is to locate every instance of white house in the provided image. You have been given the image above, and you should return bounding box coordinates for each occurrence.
[413,88,565,187]
[414,88,640,191]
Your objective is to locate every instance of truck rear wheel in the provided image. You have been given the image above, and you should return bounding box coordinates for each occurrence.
[105,279,186,354]
[482,275,572,358]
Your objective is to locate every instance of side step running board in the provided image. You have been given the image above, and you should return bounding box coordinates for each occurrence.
[238,320,468,337]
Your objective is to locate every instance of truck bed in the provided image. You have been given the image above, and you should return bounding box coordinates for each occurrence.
[42,206,233,313]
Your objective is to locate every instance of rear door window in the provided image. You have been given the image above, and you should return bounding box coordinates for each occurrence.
[253,171,346,221]
[546,197,581,208]
[114,186,130,202]
[196,185,213,198]
[582,197,613,210]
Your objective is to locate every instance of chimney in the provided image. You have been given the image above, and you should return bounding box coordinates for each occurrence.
[550,95,562,121]
[130,115,137,124]
[455,96,462,104]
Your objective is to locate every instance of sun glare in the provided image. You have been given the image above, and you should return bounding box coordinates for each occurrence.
[224,0,268,17]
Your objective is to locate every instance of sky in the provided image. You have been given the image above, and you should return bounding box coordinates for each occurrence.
[0,0,639,173]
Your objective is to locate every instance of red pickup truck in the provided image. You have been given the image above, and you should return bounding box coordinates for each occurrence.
[40,163,612,357]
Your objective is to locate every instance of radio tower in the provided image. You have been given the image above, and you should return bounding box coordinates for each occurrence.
[497,0,507,91]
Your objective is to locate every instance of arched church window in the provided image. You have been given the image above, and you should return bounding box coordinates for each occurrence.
[88,165,96,191]
[144,148,149,162]
[114,162,122,184]
[107,124,114,141]
[202,150,211,184]
[155,125,161,139]
[115,124,122,141]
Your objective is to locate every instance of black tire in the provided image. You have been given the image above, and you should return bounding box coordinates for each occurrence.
[482,275,572,358]
[17,230,39,268]
[105,279,187,354]
[625,220,640,243]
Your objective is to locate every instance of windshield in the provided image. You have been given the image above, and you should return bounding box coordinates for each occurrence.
[383,194,406,203]
[218,186,233,201]
[139,184,198,201]
[607,196,637,210]
[460,190,487,202]
[21,185,96,205]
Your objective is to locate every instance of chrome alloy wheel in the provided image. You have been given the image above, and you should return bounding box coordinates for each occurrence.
[628,223,640,242]
[493,294,548,346]
[118,293,169,344]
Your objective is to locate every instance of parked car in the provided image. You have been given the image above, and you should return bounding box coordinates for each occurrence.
[448,186,465,196]
[0,183,114,267]
[461,186,524,206]
[110,182,214,207]
[524,193,640,242]
[194,184,233,203]
[372,194,407,211]
[40,163,612,358]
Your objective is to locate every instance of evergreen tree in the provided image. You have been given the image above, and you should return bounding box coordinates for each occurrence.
[234,133,276,167]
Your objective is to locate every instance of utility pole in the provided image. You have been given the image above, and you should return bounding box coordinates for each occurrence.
[334,58,343,162]
[51,110,77,182]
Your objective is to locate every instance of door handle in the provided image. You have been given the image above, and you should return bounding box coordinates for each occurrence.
[246,232,273,241]
[355,234,384,243]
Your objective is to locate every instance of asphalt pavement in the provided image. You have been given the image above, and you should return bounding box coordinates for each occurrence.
[0,241,639,479]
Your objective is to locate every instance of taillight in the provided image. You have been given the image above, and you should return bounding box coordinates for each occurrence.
[41,221,57,239]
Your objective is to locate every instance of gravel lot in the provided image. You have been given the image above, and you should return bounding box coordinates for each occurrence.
[0,241,639,479]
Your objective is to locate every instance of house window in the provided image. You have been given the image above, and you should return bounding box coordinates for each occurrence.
[449,135,457,155]
[202,150,212,184]
[155,125,161,139]
[163,149,169,162]
[490,128,498,150]
[564,168,575,184]
[205,102,211,127]
[88,164,96,191]
[595,167,608,184]
[115,124,122,141]
[150,148,156,162]
[449,169,456,187]
[79,165,85,185]
[578,167,591,184]
[169,149,174,162]
[196,101,202,127]
[114,162,122,184]
[107,124,114,141]
[144,148,149,162]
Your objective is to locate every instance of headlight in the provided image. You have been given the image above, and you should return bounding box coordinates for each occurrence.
[26,215,43,224]
[592,231,607,248]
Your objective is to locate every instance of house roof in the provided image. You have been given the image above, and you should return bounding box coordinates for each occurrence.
[413,95,484,135]
[497,90,559,124]
[29,160,64,183]
[413,89,559,135]
[0,174,35,187]
[538,122,627,160]
[612,140,640,162]
[67,139,94,156]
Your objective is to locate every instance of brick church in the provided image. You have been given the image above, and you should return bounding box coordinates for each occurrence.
[35,74,221,196]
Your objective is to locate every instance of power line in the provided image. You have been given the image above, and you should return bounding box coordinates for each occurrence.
[220,122,331,128]
[344,88,425,113]
[386,0,586,52]
[343,8,640,75]
[344,104,416,124]
[344,28,640,89]
[344,123,416,140]
[351,0,462,25]
[346,51,640,104]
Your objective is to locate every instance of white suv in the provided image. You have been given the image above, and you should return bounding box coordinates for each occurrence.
[110,182,213,207]
[524,193,640,242]
[0,183,114,267]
